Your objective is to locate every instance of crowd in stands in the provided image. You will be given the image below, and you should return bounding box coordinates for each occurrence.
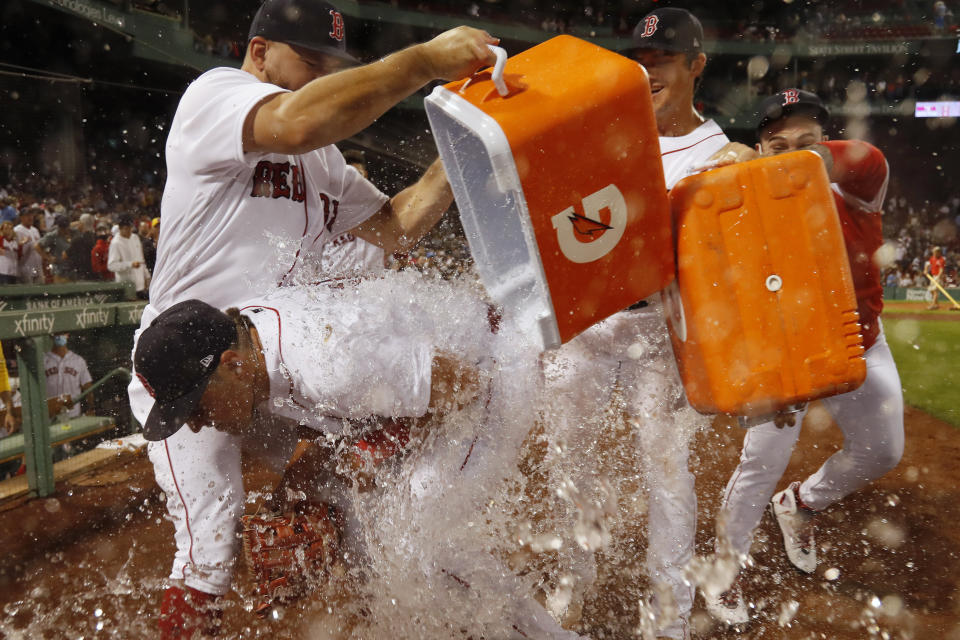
[370,0,957,40]
[116,0,959,57]
[880,188,960,292]
[0,180,158,298]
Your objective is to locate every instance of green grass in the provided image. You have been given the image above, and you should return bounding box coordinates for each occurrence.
[884,318,960,428]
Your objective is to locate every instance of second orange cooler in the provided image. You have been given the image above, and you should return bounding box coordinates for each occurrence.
[665,151,867,417]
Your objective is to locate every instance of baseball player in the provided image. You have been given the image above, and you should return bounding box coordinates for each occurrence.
[924,246,946,309]
[706,89,904,627]
[540,9,755,640]
[124,0,499,634]
[44,334,93,419]
[136,282,589,639]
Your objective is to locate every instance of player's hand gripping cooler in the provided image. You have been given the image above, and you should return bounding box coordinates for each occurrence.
[664,151,867,418]
[425,36,672,350]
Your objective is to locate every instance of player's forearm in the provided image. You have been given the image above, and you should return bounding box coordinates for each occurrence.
[817,140,887,203]
[251,46,435,155]
[387,158,453,252]
[352,158,452,253]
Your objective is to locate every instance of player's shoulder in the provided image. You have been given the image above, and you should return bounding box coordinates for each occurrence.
[178,67,262,108]
[187,66,253,90]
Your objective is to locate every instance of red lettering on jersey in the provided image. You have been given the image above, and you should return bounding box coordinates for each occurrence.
[781,89,800,106]
[329,10,345,42]
[45,366,58,377]
[319,193,341,233]
[272,162,291,199]
[331,233,356,248]
[291,165,306,202]
[250,161,274,198]
[640,15,659,38]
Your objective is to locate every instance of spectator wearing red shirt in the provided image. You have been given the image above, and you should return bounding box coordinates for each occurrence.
[91,223,113,281]
[924,246,946,309]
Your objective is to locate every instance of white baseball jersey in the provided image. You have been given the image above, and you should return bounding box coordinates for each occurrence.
[239,285,436,429]
[44,350,93,419]
[319,232,385,276]
[541,119,728,640]
[146,67,388,321]
[129,66,389,596]
[13,224,42,282]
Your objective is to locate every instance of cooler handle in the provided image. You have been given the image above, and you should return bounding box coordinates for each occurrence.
[487,45,508,97]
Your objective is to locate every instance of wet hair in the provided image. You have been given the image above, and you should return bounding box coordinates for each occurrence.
[224,308,256,354]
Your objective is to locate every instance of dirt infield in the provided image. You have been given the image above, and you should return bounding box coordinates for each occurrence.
[685,405,960,639]
[883,300,960,322]
[0,405,957,638]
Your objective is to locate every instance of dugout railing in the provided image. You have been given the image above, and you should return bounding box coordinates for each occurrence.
[0,282,146,498]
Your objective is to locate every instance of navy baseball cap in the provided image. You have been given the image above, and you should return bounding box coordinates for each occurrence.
[135,300,238,441]
[632,8,704,56]
[248,0,357,64]
[756,89,830,134]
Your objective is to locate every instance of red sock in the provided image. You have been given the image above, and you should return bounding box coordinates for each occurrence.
[158,585,222,639]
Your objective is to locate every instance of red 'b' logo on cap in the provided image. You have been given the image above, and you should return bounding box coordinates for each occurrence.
[781,89,800,106]
[641,15,659,38]
[329,9,345,42]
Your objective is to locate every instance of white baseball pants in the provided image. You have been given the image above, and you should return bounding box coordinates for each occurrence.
[718,327,904,558]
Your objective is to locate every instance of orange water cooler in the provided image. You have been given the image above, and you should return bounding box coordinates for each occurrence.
[425,36,672,350]
[664,151,867,417]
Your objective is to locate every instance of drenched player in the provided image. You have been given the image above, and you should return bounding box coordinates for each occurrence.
[540,9,754,640]
[134,287,484,621]
[124,0,498,634]
[706,89,904,628]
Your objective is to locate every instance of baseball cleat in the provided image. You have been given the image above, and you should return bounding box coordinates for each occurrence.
[704,580,750,627]
[770,482,817,573]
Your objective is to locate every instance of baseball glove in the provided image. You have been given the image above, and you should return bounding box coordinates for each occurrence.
[241,501,342,616]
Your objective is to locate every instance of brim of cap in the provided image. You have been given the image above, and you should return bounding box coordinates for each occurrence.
[286,41,360,66]
[631,40,701,55]
[142,376,212,441]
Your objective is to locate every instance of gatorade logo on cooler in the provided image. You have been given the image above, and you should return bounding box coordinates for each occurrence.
[551,184,627,264]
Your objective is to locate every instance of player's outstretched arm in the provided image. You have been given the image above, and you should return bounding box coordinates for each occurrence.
[243,27,498,155]
[349,156,452,253]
